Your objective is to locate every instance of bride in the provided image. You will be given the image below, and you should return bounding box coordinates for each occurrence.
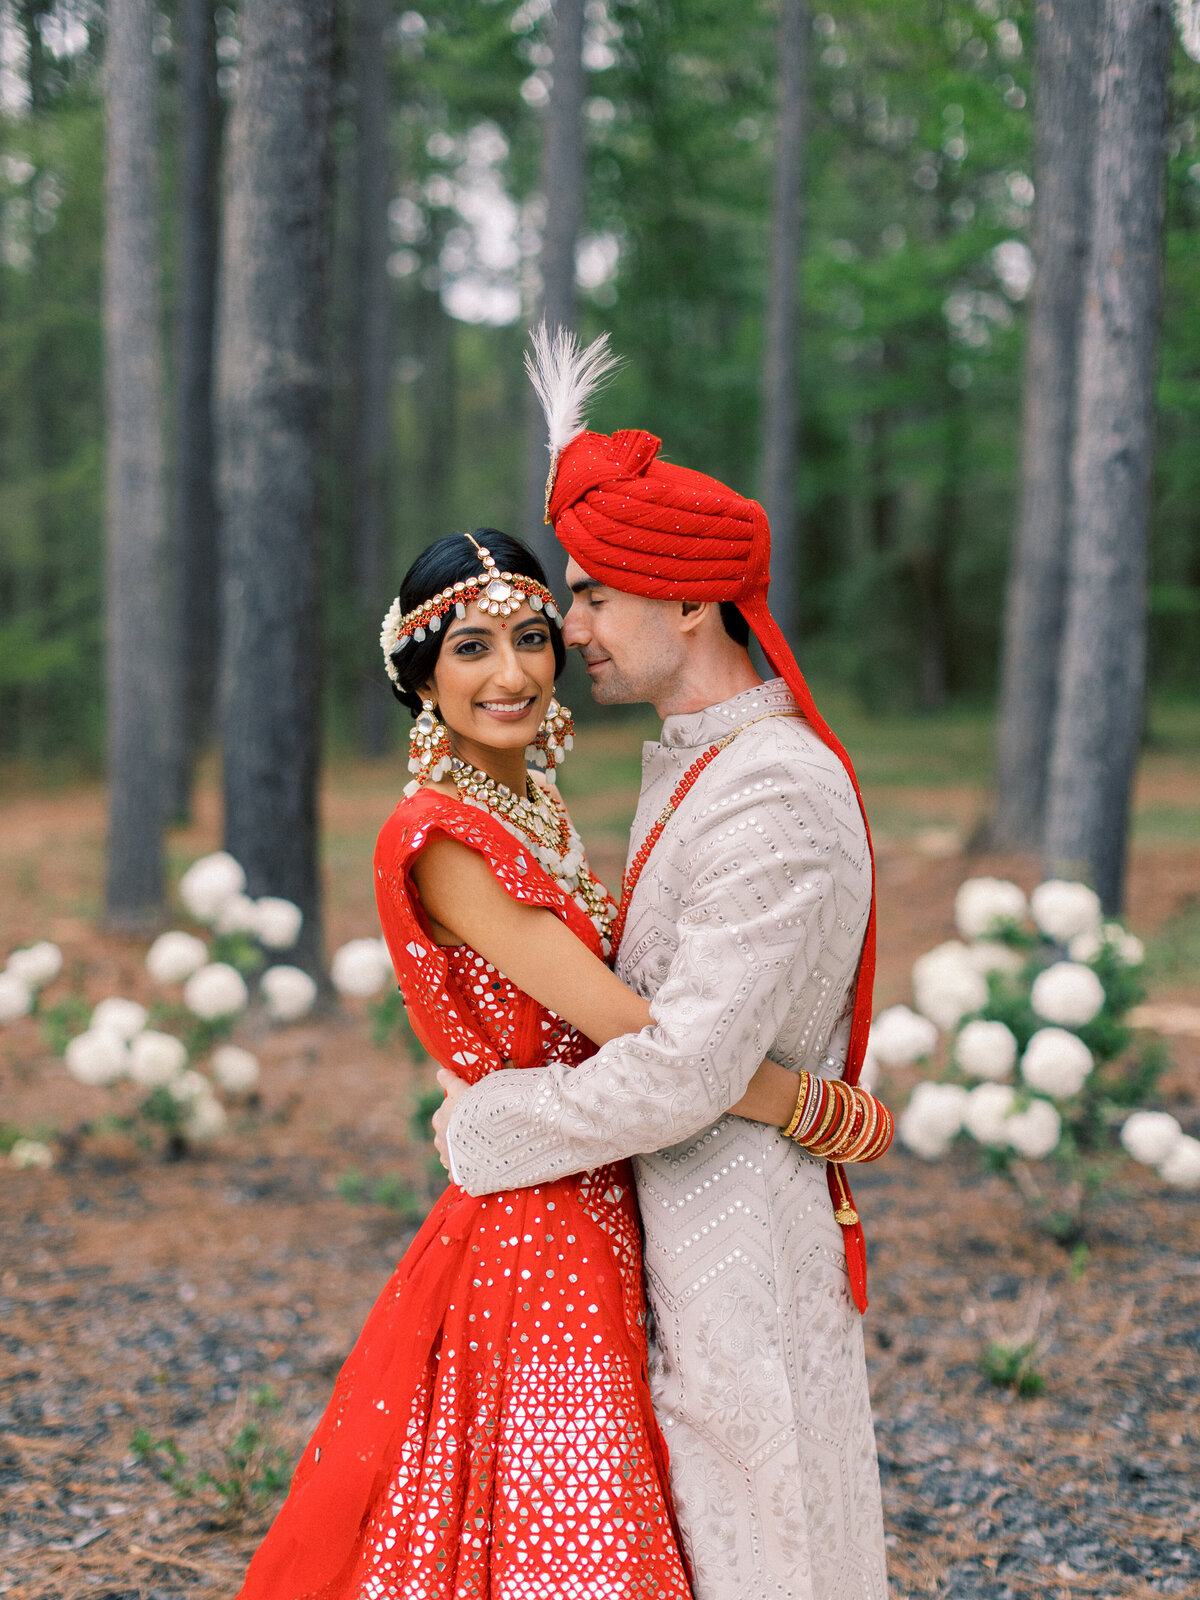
[236,529,883,1599]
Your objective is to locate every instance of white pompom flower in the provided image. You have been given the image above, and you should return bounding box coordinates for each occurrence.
[0,971,33,1024]
[168,1068,211,1105]
[179,851,246,924]
[1030,962,1105,1027]
[91,997,148,1040]
[183,1093,228,1142]
[1020,1028,1094,1099]
[211,1045,260,1095]
[1005,1097,1062,1160]
[897,1082,968,1160]
[1159,1135,1200,1191]
[65,1029,130,1086]
[9,1138,54,1170]
[962,1082,1017,1145]
[967,941,1025,978]
[129,1030,188,1088]
[146,930,209,984]
[6,942,63,990]
[1030,879,1103,944]
[214,892,261,937]
[1119,1110,1182,1167]
[912,941,988,1030]
[183,962,249,1021]
[954,1019,1018,1082]
[954,877,1027,940]
[254,897,304,951]
[261,965,317,1023]
[1068,923,1145,967]
[331,938,394,998]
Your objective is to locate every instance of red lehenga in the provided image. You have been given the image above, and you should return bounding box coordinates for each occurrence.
[236,788,691,1600]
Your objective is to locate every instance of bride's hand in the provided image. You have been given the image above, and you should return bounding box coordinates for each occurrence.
[432,1067,468,1169]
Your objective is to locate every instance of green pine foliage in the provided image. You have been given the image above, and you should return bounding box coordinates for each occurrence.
[2,2,1199,765]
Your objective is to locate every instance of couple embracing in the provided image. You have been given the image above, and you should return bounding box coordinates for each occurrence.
[236,333,892,1600]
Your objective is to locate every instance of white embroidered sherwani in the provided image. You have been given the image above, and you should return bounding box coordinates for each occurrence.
[447,679,889,1600]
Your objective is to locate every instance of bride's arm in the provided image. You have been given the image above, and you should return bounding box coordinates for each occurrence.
[412,838,800,1126]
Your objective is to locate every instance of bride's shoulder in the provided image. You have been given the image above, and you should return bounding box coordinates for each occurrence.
[377,782,460,848]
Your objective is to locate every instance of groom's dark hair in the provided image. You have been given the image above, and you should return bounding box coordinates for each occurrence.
[388,530,568,714]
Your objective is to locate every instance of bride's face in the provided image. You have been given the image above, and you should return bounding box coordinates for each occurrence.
[422,603,557,762]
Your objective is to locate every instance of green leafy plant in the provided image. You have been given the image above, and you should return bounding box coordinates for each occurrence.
[980,1339,1044,1398]
[130,1387,291,1524]
[39,993,92,1057]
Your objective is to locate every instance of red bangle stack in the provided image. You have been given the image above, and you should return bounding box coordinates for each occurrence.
[783,1071,894,1164]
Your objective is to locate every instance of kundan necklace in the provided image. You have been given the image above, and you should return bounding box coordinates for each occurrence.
[449,756,615,950]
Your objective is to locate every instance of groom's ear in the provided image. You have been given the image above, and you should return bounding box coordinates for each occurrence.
[679,599,714,636]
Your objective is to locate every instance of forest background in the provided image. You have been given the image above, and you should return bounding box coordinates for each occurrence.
[2,0,1198,866]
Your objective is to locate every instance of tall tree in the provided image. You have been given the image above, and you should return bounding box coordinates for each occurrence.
[350,0,393,756]
[989,0,1099,850]
[762,0,808,646]
[524,0,586,568]
[103,0,170,930]
[168,0,221,817]
[217,0,336,973]
[1043,0,1174,910]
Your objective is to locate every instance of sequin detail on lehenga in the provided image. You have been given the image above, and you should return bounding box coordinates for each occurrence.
[235,790,691,1600]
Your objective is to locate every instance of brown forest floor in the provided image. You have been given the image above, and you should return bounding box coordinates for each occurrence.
[1,727,1198,1600]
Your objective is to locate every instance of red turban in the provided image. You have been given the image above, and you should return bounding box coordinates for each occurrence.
[548,424,878,1310]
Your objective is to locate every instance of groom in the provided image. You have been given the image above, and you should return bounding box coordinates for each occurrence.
[435,390,889,1597]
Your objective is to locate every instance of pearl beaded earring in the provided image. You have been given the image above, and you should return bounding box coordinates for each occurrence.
[409,699,452,783]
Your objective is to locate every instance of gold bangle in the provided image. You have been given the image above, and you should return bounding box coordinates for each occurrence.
[783,1071,811,1140]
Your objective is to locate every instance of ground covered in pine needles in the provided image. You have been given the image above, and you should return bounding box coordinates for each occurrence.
[1,723,1198,1600]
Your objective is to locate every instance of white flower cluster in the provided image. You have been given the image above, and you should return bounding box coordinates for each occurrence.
[1068,922,1145,967]
[146,855,316,1026]
[60,991,262,1144]
[9,1137,54,1170]
[0,940,63,1024]
[895,871,1193,1197]
[260,965,318,1023]
[331,938,394,998]
[912,941,988,1030]
[899,1078,1064,1162]
[1120,1112,1200,1191]
[954,877,1027,939]
[1030,962,1105,1027]
[177,852,304,950]
[1029,879,1102,944]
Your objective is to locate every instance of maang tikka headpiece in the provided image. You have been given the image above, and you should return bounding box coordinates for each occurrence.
[380,533,562,686]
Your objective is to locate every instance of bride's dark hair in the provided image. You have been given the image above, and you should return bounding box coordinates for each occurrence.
[388,530,567,715]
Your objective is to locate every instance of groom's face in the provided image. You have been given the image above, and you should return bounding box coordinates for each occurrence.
[562,558,685,706]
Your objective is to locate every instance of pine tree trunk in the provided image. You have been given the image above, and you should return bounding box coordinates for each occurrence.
[217,0,335,974]
[168,0,220,819]
[524,0,586,572]
[762,0,808,647]
[351,0,392,756]
[989,0,1100,850]
[1043,0,1173,911]
[103,0,169,931]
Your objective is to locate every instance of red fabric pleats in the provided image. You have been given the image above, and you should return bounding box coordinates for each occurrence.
[235,790,691,1599]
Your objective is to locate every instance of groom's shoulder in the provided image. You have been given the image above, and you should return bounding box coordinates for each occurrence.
[699,713,866,852]
[734,711,857,796]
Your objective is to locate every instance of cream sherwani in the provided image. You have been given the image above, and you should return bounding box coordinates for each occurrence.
[447,679,889,1600]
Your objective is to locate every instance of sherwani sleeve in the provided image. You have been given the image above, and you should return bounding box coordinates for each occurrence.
[446,743,864,1196]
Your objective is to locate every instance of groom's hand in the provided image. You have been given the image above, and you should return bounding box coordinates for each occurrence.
[432,1067,468,1170]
